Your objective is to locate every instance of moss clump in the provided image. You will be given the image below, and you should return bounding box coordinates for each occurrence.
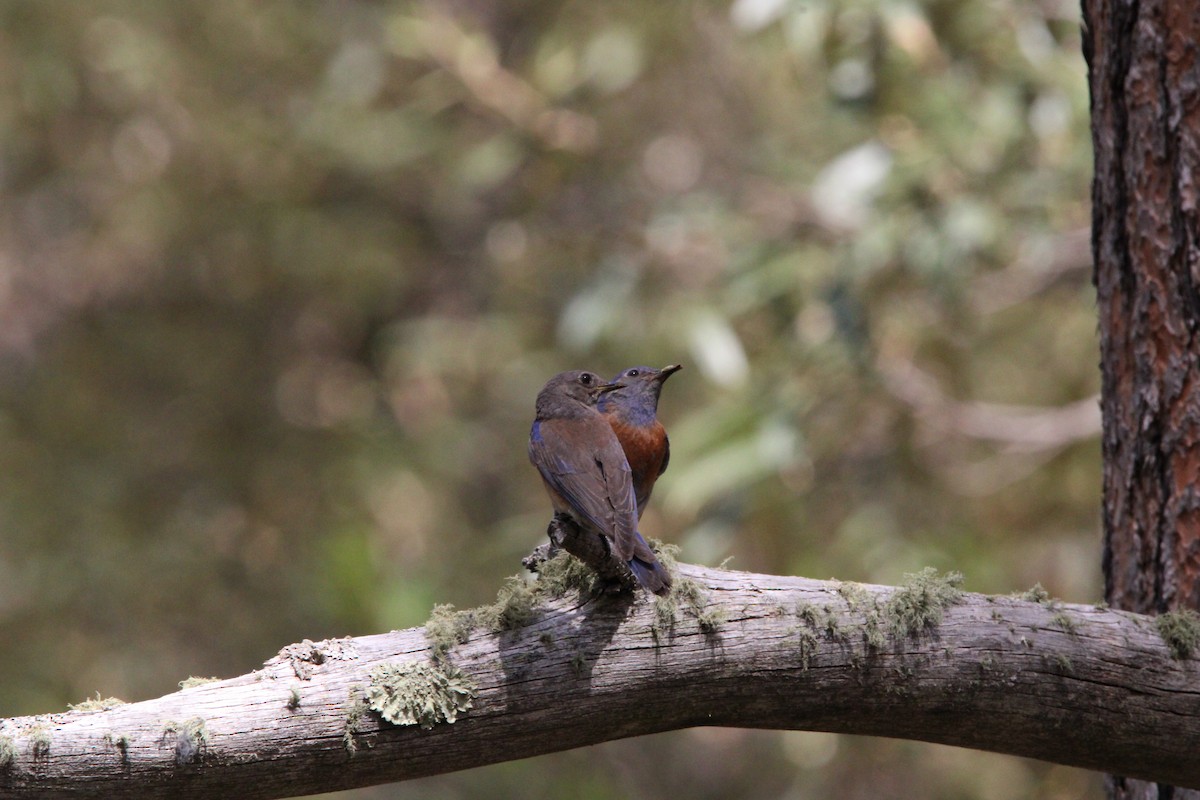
[651,595,676,642]
[821,605,842,638]
[795,626,819,670]
[162,718,207,766]
[696,606,726,633]
[423,560,601,664]
[796,600,844,640]
[178,676,220,690]
[425,603,478,662]
[489,577,539,631]
[862,613,886,650]
[68,693,126,713]
[426,540,693,660]
[794,599,844,667]
[836,581,872,611]
[535,551,600,597]
[343,686,365,754]
[652,540,681,571]
[424,576,545,663]
[286,688,301,710]
[1049,610,1078,634]
[1156,609,1200,660]
[28,724,51,760]
[795,600,821,628]
[649,569,724,641]
[471,577,541,634]
[886,568,964,637]
[674,576,724,633]
[365,661,477,730]
[835,582,887,649]
[1019,583,1050,603]
[0,735,15,770]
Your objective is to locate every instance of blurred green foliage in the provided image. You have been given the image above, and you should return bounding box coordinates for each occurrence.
[0,0,1098,797]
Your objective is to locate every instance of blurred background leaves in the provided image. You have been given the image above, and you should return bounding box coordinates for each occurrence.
[0,0,1098,797]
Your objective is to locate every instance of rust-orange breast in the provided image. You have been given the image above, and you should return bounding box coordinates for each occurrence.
[608,418,668,483]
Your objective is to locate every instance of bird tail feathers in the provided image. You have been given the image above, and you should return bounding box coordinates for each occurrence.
[629,555,672,596]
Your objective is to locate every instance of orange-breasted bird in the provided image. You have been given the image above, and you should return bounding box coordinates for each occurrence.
[528,370,672,595]
[596,364,682,518]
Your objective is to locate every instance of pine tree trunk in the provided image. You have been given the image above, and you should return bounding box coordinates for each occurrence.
[1083,0,1200,796]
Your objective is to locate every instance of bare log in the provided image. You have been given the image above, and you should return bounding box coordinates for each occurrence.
[1,562,1198,799]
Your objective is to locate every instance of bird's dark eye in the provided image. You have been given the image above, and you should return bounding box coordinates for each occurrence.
[580,373,594,386]
[627,369,640,377]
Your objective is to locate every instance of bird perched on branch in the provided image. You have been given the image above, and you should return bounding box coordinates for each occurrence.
[597,364,682,518]
[528,370,672,595]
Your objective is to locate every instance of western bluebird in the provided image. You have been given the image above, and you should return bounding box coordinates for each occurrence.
[597,364,682,518]
[528,370,672,595]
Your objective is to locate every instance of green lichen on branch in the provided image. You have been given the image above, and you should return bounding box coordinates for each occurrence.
[0,735,15,770]
[162,718,207,766]
[836,581,872,611]
[425,551,604,662]
[1049,609,1079,634]
[862,611,886,650]
[28,724,51,761]
[1018,583,1051,603]
[1156,608,1200,660]
[794,625,820,670]
[366,661,477,730]
[425,603,478,662]
[343,685,366,754]
[796,599,843,640]
[652,540,681,572]
[422,580,535,663]
[792,600,836,668]
[68,693,127,713]
[536,550,601,597]
[886,567,964,637]
[483,576,540,631]
[836,581,886,649]
[795,599,819,627]
[675,576,725,633]
[648,548,724,641]
[178,676,220,689]
[651,595,676,642]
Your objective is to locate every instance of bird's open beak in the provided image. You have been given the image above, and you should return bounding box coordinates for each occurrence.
[657,364,683,382]
[594,380,626,396]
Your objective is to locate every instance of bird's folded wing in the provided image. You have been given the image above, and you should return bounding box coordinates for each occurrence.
[528,416,640,559]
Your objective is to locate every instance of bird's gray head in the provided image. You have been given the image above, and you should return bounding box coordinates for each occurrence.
[535,370,624,418]
[597,364,682,418]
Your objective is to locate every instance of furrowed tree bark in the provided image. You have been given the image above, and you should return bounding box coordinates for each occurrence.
[1,563,1199,799]
[1084,0,1200,797]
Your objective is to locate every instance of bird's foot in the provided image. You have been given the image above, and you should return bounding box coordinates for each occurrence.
[529,514,640,593]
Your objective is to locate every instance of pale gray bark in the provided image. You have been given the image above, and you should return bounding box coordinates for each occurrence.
[1,563,1197,799]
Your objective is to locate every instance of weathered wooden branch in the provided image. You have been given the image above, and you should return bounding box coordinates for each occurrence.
[2,561,1199,799]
